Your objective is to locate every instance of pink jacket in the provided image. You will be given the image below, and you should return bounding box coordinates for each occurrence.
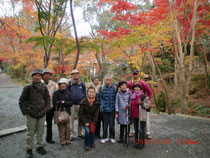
[131,93,143,119]
[127,80,152,100]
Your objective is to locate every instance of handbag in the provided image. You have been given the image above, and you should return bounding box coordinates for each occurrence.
[89,122,95,134]
[54,107,70,124]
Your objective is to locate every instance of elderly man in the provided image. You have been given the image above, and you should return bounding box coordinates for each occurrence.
[42,68,57,144]
[97,74,117,144]
[127,69,153,139]
[67,69,86,140]
[19,69,50,158]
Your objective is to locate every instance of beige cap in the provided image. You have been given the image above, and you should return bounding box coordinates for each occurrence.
[71,69,79,74]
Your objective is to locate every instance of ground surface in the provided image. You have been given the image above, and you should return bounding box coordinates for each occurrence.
[0,73,209,158]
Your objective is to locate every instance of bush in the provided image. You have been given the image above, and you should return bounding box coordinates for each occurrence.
[157,91,166,112]
[159,59,174,73]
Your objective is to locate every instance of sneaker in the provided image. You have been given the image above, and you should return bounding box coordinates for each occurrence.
[134,144,145,149]
[36,147,47,155]
[84,146,91,151]
[146,134,152,139]
[70,137,75,141]
[110,139,116,143]
[101,138,109,144]
[26,149,33,158]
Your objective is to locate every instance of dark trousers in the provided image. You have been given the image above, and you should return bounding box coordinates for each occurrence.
[119,124,130,140]
[46,108,54,141]
[133,118,146,146]
[95,112,102,137]
[102,112,115,139]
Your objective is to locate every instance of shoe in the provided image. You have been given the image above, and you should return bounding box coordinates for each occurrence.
[146,134,152,139]
[95,135,101,139]
[84,146,91,151]
[91,144,96,148]
[70,137,75,141]
[46,140,55,144]
[110,139,116,143]
[134,144,145,149]
[36,147,47,155]
[117,138,123,144]
[78,135,85,139]
[26,149,33,158]
[101,138,109,144]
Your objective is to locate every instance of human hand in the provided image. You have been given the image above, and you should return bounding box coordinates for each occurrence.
[137,101,143,105]
[125,105,130,109]
[85,123,89,126]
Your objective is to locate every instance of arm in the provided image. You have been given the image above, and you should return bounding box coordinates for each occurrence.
[115,93,119,112]
[52,91,61,109]
[79,103,87,126]
[141,81,153,100]
[19,86,29,115]
[64,92,72,107]
[82,82,86,98]
[45,87,51,110]
[96,86,102,101]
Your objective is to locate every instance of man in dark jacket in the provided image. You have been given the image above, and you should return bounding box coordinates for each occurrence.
[19,69,50,158]
[66,69,86,140]
[97,74,117,144]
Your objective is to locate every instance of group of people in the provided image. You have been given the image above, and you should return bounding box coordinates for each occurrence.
[19,68,152,158]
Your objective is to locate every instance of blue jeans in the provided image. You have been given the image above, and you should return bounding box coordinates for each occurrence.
[83,125,95,147]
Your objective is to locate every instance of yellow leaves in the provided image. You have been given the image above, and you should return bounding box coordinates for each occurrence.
[146,80,158,86]
[13,63,22,70]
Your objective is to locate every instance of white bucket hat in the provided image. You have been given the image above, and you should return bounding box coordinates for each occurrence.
[71,69,79,74]
[58,78,68,85]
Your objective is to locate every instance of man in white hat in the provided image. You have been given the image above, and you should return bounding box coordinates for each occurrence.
[42,68,57,144]
[67,69,86,140]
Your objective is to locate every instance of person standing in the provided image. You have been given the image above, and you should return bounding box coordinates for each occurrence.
[67,69,86,140]
[97,74,117,144]
[127,69,152,139]
[91,75,101,139]
[115,81,132,143]
[79,87,100,151]
[42,68,57,144]
[53,78,72,146]
[19,69,50,158]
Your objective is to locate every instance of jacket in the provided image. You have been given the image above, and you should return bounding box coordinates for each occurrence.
[52,89,72,115]
[19,81,50,118]
[42,80,57,109]
[79,97,100,126]
[66,80,86,105]
[97,84,117,113]
[115,89,132,125]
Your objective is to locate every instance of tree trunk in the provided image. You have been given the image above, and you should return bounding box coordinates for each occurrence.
[70,0,80,69]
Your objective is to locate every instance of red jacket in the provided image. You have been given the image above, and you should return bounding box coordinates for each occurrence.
[131,93,144,119]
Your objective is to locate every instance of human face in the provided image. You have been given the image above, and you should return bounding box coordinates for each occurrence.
[93,78,99,86]
[133,73,139,80]
[88,89,95,99]
[105,77,113,87]
[60,83,67,90]
[120,83,127,91]
[71,73,79,80]
[33,74,42,83]
[43,73,51,81]
[134,86,141,93]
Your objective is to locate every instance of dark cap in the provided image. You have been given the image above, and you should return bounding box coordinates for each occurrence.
[132,82,142,90]
[32,69,43,77]
[132,69,139,74]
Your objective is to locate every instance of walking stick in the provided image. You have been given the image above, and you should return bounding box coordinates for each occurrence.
[126,108,129,148]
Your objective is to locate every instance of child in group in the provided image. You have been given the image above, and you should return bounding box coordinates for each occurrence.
[115,81,132,143]
[131,82,150,149]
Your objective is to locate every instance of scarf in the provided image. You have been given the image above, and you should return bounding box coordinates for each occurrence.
[131,90,143,99]
[87,97,95,107]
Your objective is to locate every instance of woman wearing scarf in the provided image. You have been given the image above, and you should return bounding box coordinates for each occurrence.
[131,82,147,149]
[79,87,100,151]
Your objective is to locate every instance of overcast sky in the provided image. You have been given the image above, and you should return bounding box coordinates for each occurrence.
[0,0,91,37]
